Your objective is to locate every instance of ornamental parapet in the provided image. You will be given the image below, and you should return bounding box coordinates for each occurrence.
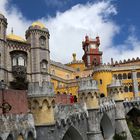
[93,65,112,73]
[0,113,36,139]
[99,97,116,112]
[28,81,55,97]
[78,77,98,93]
[55,103,88,127]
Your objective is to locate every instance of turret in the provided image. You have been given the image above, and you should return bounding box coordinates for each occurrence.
[93,65,112,97]
[107,77,124,101]
[82,35,102,68]
[28,81,55,125]
[0,13,7,40]
[0,13,7,81]
[25,22,50,84]
[78,77,99,109]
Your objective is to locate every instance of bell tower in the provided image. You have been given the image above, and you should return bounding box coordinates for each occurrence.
[82,35,102,68]
[26,22,50,84]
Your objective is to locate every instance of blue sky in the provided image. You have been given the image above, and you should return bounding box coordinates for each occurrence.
[1,0,140,63]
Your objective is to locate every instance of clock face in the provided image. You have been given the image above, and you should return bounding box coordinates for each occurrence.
[90,44,96,49]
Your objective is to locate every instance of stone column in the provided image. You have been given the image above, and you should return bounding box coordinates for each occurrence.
[115,100,133,140]
[87,109,104,140]
[132,70,139,97]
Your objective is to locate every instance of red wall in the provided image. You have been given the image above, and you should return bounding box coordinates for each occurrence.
[0,89,28,114]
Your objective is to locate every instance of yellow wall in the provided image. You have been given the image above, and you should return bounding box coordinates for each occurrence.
[50,65,75,80]
[93,71,112,96]
[67,62,85,71]
[29,97,55,125]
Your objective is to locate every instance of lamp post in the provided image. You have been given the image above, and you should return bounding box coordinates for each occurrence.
[0,80,11,114]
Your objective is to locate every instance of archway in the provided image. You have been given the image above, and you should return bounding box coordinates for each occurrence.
[100,114,114,139]
[62,126,83,140]
[27,132,34,140]
[6,134,13,140]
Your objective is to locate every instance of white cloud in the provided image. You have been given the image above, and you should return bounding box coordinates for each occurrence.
[0,0,140,64]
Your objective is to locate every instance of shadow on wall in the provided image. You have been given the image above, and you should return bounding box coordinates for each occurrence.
[100,113,114,140]
[62,126,83,140]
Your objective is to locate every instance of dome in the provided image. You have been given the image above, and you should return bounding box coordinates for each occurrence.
[7,34,26,42]
[31,21,45,29]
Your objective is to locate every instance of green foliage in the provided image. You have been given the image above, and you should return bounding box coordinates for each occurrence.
[127,119,140,140]
[113,131,127,140]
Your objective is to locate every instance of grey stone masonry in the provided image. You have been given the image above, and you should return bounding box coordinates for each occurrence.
[0,114,36,140]
[78,77,98,93]
[28,81,55,97]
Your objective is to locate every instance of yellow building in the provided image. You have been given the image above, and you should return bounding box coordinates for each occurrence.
[50,36,140,100]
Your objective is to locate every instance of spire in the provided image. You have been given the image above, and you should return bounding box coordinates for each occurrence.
[72,53,76,62]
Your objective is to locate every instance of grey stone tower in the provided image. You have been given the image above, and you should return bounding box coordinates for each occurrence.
[0,13,7,81]
[25,22,50,84]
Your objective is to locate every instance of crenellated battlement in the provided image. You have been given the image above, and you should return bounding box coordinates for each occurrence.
[111,57,140,66]
[93,65,112,73]
[78,77,98,93]
[28,81,55,97]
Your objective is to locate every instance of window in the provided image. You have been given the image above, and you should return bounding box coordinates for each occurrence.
[113,74,117,79]
[41,60,48,69]
[118,74,122,80]
[124,86,128,92]
[100,79,102,84]
[129,86,133,92]
[18,57,24,66]
[128,73,132,79]
[123,73,127,79]
[39,36,46,48]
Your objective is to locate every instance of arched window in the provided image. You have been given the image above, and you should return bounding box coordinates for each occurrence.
[137,72,140,78]
[18,57,24,66]
[129,86,133,92]
[118,74,122,80]
[124,86,128,92]
[41,60,48,70]
[113,74,117,79]
[128,73,132,79]
[100,79,102,84]
[123,73,127,79]
[39,36,46,48]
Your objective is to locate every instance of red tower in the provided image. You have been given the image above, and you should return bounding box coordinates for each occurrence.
[82,35,102,68]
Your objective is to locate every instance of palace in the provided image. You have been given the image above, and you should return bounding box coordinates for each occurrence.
[0,13,140,140]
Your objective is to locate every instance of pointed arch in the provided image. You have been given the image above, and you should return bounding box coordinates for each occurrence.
[42,99,50,109]
[33,100,39,109]
[100,113,114,139]
[6,134,13,140]
[62,126,83,140]
[17,134,24,140]
[27,131,34,140]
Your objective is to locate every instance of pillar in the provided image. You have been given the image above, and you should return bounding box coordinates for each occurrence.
[115,100,133,140]
[132,70,139,97]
